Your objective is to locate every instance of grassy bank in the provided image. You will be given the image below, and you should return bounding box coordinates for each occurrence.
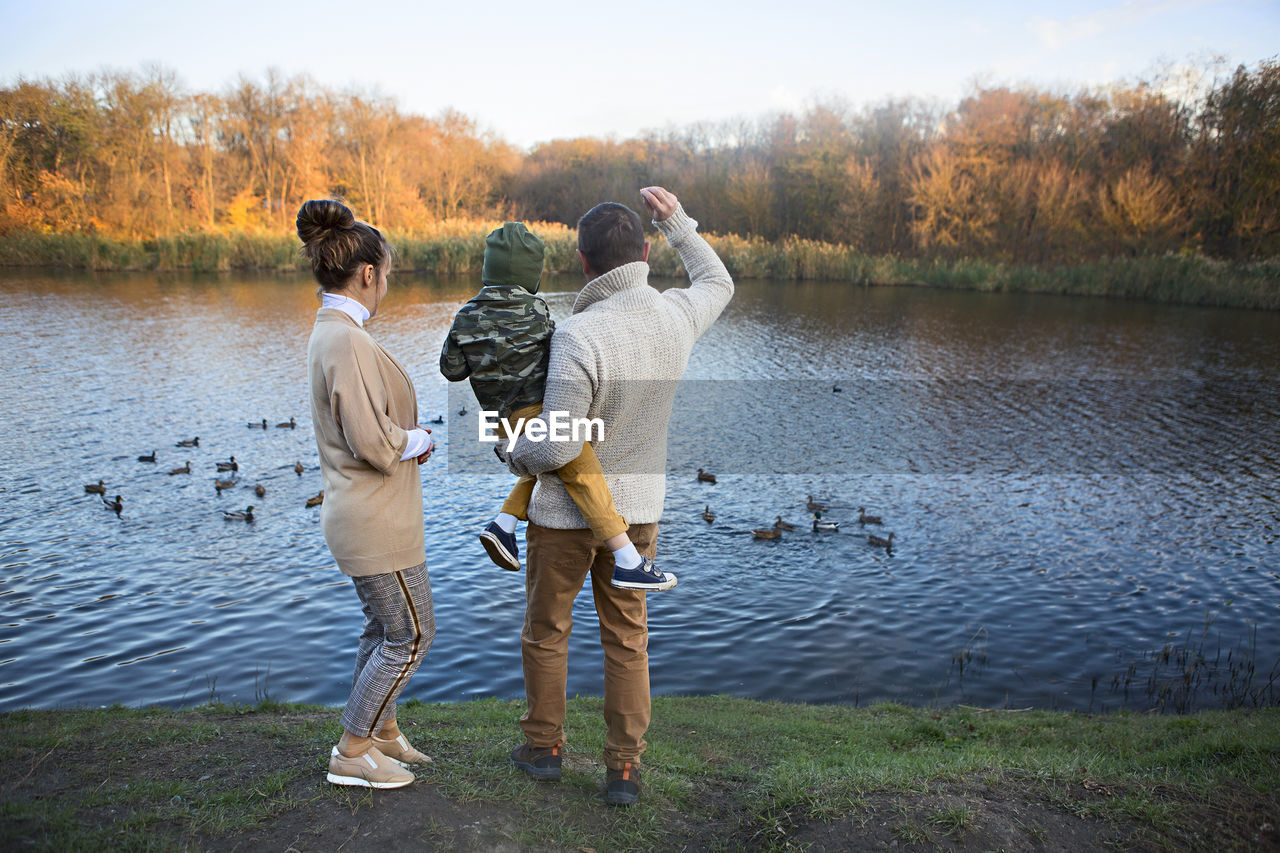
[2,696,1277,851]
[2,226,1277,310]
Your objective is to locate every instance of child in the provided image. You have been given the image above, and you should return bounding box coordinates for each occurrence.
[440,223,676,591]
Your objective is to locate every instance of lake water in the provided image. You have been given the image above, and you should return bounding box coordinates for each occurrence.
[0,269,1277,713]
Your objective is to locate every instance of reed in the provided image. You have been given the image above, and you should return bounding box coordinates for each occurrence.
[2,227,1276,310]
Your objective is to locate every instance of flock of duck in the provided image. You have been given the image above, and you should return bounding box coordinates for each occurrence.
[696,469,895,553]
[83,417,323,522]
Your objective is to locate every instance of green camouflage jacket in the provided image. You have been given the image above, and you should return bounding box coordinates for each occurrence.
[439,285,554,419]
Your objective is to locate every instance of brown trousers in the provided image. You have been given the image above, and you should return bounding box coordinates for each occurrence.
[520,521,658,770]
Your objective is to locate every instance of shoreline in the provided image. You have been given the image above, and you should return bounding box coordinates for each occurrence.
[3,696,1276,850]
[2,228,1277,311]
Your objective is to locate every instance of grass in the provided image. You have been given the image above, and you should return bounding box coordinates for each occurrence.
[2,696,1278,851]
[2,225,1276,310]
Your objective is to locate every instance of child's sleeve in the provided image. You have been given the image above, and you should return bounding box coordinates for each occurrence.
[439,317,471,381]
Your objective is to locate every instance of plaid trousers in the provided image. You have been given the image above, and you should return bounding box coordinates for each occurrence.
[340,561,435,737]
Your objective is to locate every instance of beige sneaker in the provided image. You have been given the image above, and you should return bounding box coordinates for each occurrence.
[327,745,414,789]
[372,733,432,767]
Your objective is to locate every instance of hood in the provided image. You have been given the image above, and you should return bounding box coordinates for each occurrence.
[483,222,545,294]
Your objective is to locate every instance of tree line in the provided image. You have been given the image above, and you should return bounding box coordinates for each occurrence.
[1,59,1277,262]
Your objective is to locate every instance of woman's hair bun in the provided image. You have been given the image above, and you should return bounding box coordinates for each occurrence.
[295,199,389,291]
[296,199,356,244]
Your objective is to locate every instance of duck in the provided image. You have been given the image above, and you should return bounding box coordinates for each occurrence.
[276,417,296,429]
[216,456,238,472]
[137,451,156,463]
[305,491,325,508]
[430,414,445,425]
[806,495,827,512]
[812,513,839,532]
[222,506,255,522]
[254,484,266,498]
[701,505,715,523]
[774,516,796,531]
[214,477,237,493]
[867,531,895,550]
[457,406,468,417]
[168,461,191,475]
[175,436,199,447]
[102,494,123,515]
[696,468,717,484]
[84,480,106,494]
[294,460,305,476]
[752,527,781,540]
[248,418,268,429]
[858,507,883,525]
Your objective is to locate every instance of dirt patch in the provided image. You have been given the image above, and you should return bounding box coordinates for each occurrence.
[201,778,527,852]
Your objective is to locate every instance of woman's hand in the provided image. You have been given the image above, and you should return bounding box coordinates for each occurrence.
[416,427,434,464]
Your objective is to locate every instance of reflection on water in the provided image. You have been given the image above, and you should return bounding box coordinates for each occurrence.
[0,270,1277,712]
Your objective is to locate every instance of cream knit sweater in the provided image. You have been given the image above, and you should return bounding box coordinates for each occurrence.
[508,205,734,529]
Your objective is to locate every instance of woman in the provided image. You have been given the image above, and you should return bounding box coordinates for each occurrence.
[298,199,435,790]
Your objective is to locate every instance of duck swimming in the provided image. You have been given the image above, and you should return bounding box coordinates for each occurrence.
[102,495,123,515]
[806,495,826,512]
[697,468,717,484]
[175,437,199,447]
[867,531,895,550]
[858,507,883,525]
[168,461,190,475]
[305,491,324,507]
[812,513,839,532]
[216,456,238,472]
[774,516,796,531]
[222,506,255,522]
[248,419,268,429]
[294,460,305,476]
[702,505,715,523]
[137,451,156,463]
[752,527,781,540]
[84,480,106,494]
[276,417,296,429]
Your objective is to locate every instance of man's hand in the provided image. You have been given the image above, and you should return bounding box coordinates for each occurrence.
[640,186,678,222]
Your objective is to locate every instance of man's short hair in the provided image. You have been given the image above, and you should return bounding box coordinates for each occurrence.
[577,202,645,276]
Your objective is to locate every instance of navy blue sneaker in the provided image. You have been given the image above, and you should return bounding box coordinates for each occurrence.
[479,522,520,571]
[610,556,676,591]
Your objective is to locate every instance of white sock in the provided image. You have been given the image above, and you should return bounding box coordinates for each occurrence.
[613,542,642,569]
[495,512,518,534]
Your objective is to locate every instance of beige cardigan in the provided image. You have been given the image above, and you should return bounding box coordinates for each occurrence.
[307,308,425,577]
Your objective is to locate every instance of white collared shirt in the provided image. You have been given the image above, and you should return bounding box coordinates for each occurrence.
[320,291,371,326]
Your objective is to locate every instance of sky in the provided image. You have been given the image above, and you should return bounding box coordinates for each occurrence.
[3,0,1278,149]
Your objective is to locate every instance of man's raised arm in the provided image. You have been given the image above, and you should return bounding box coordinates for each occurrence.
[643,186,734,339]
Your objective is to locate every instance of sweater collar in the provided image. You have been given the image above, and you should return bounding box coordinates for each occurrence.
[572,261,649,315]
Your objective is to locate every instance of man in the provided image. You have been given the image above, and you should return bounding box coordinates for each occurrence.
[504,186,733,805]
